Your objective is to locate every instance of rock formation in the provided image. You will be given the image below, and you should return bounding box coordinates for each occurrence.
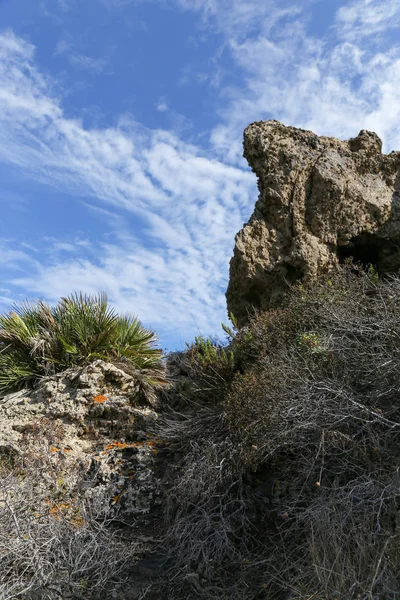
[0,360,169,599]
[0,360,178,598]
[227,120,400,325]
[0,360,164,522]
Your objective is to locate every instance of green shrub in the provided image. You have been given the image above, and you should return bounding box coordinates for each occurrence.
[186,335,235,372]
[0,293,164,395]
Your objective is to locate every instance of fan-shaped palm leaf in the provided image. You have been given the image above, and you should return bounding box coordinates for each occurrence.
[0,292,165,397]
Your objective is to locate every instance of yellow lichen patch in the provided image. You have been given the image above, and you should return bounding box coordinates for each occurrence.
[93,394,107,403]
[102,438,164,454]
[131,441,144,448]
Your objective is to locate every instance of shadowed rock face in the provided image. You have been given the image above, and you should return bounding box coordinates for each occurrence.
[227,120,400,326]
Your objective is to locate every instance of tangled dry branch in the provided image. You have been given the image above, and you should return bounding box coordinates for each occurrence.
[159,267,400,599]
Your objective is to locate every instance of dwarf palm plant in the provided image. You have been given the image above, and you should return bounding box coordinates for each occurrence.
[0,293,164,396]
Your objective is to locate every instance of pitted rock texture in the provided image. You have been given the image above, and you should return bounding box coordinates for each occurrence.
[227,120,400,325]
[0,360,164,521]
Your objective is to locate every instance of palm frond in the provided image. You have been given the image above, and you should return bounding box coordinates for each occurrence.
[0,352,38,394]
[0,311,37,345]
[0,293,165,398]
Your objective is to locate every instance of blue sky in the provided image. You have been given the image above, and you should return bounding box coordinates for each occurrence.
[1,0,400,350]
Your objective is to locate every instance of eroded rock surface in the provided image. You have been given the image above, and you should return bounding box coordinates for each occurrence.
[227,120,400,325]
[0,360,172,599]
[0,360,164,521]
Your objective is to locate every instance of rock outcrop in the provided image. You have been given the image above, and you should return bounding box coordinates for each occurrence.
[0,359,167,523]
[227,120,400,325]
[0,360,171,599]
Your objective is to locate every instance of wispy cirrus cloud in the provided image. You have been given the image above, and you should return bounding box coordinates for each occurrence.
[0,241,37,271]
[171,0,400,161]
[94,0,400,161]
[54,39,110,73]
[8,232,230,344]
[336,0,400,39]
[0,30,255,346]
[169,0,310,38]
[155,97,168,112]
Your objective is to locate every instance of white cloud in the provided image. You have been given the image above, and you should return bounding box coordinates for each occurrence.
[336,0,400,39]
[170,0,308,39]
[144,0,400,162]
[54,39,109,73]
[0,30,255,346]
[0,239,38,272]
[4,229,237,346]
[172,1,400,161]
[156,98,169,112]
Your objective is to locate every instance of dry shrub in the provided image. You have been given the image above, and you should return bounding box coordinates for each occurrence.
[166,338,237,407]
[157,406,264,600]
[0,475,131,600]
[0,419,133,600]
[161,265,400,599]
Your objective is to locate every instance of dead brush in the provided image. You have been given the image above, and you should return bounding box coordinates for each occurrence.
[0,472,132,600]
[0,418,134,599]
[160,265,400,599]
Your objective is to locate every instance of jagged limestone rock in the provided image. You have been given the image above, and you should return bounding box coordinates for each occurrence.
[227,120,400,325]
[0,360,163,519]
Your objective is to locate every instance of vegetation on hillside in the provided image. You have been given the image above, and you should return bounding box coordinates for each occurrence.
[161,263,400,599]
[1,265,400,599]
[0,417,131,600]
[0,292,164,396]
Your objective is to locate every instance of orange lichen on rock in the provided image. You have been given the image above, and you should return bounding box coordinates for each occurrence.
[93,394,107,403]
[49,446,60,453]
[43,498,84,528]
[102,438,163,454]
[105,441,130,451]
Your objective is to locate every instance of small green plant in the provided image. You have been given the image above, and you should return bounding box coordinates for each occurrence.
[186,335,235,372]
[367,263,380,281]
[221,312,238,341]
[297,331,328,355]
[0,293,164,395]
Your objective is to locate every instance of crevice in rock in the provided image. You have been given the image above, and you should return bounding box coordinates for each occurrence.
[243,280,266,307]
[337,232,400,274]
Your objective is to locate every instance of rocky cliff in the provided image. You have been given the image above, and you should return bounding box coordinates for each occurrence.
[227,120,400,325]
